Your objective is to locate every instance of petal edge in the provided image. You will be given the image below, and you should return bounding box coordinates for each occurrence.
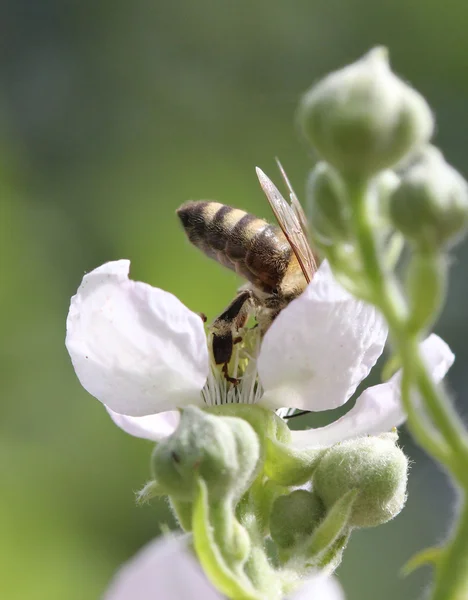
[66,260,209,416]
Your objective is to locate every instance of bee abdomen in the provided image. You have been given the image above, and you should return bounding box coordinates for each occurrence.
[177,201,292,292]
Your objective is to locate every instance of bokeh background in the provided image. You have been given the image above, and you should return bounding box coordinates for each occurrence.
[2,1,468,599]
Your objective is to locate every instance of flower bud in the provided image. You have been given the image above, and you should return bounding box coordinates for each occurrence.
[270,490,325,549]
[390,145,468,249]
[151,406,260,502]
[313,436,408,528]
[298,47,433,177]
[306,162,351,243]
[208,404,324,487]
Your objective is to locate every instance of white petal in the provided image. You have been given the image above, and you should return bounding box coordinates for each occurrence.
[66,260,209,416]
[291,574,345,600]
[104,536,222,600]
[291,334,454,448]
[420,333,455,383]
[106,407,180,441]
[258,261,387,411]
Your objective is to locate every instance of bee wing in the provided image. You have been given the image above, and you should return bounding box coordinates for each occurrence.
[256,166,317,283]
[275,158,310,238]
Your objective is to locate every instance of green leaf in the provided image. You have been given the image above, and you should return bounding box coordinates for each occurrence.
[401,546,441,576]
[302,489,357,563]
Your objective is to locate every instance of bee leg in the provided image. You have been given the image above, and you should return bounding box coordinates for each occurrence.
[222,363,240,386]
[256,303,281,336]
[212,333,234,366]
[210,290,253,383]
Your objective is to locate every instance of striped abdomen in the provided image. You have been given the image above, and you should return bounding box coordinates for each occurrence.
[177,201,294,293]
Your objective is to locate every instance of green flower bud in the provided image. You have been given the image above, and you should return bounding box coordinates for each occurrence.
[390,145,468,249]
[270,490,325,549]
[298,47,433,177]
[208,404,323,487]
[313,437,408,528]
[151,406,260,502]
[306,162,351,243]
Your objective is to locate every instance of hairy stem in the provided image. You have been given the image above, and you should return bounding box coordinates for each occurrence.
[347,179,452,465]
[432,500,468,600]
[346,179,468,600]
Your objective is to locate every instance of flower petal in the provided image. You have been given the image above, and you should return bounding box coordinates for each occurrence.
[291,574,345,600]
[66,260,209,416]
[104,536,222,600]
[258,261,387,411]
[106,407,180,441]
[291,334,454,448]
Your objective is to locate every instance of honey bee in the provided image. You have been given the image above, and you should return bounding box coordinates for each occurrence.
[177,162,318,382]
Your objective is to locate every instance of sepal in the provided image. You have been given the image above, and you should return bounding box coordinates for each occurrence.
[280,490,357,574]
[135,480,165,504]
[265,437,325,486]
[192,479,261,600]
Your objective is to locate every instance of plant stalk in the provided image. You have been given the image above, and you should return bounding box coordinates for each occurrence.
[346,179,468,600]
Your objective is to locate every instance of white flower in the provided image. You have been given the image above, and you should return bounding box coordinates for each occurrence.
[66,259,454,448]
[103,535,345,600]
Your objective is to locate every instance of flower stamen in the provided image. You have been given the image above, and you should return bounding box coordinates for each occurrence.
[201,328,264,406]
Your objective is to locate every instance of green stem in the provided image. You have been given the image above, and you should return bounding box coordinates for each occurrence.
[432,500,468,600]
[347,179,451,466]
[192,479,261,600]
[399,361,451,469]
[239,496,283,600]
[346,178,468,599]
[414,352,468,469]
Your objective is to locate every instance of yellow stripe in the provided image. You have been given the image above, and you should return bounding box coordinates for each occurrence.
[202,202,224,222]
[222,208,247,229]
[243,218,266,241]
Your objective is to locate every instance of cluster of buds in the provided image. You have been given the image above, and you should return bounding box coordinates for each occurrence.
[67,47,465,600]
[142,405,408,599]
[299,47,468,335]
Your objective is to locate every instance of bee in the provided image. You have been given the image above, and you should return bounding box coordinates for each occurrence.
[177,162,318,383]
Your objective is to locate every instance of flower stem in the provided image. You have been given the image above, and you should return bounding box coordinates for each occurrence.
[432,499,468,600]
[346,178,468,600]
[347,179,451,464]
[399,357,451,468]
[414,351,468,469]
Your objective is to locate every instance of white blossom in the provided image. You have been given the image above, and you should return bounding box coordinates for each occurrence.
[66,259,454,447]
[103,535,345,600]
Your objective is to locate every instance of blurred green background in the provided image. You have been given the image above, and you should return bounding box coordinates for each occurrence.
[2,1,468,598]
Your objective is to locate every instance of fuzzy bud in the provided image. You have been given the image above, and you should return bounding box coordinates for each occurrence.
[390,145,468,249]
[298,47,434,177]
[270,490,325,549]
[313,436,408,528]
[151,406,260,502]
